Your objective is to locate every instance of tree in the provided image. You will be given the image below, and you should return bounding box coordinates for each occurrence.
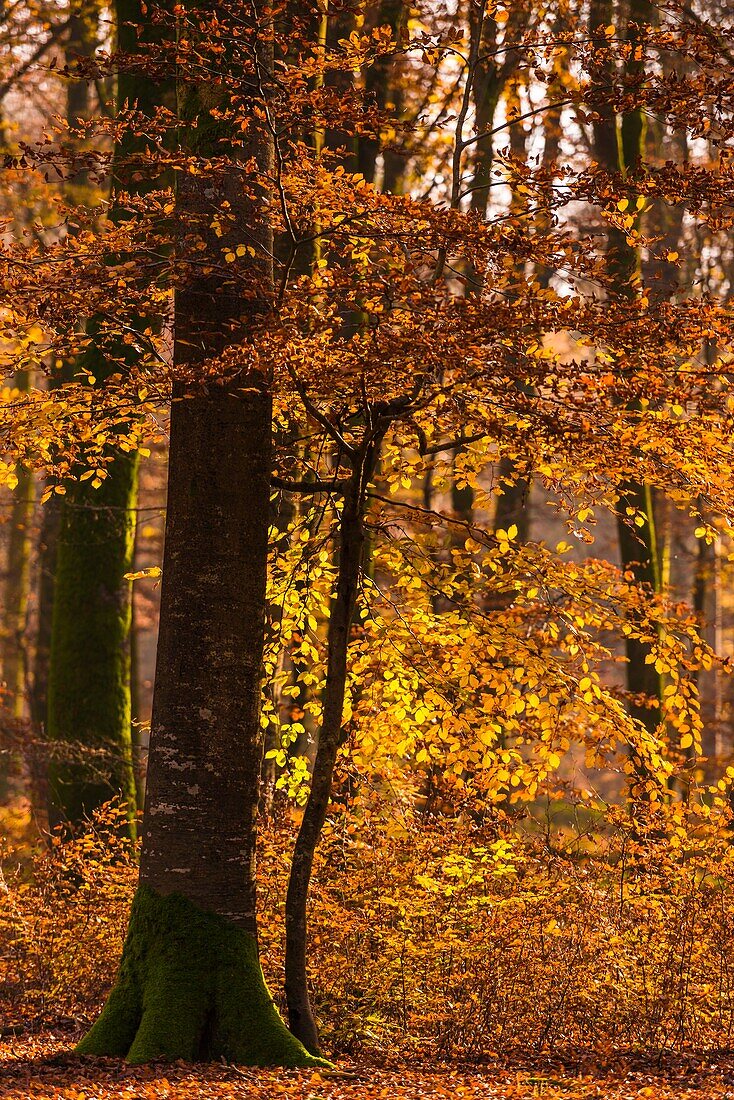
[589,0,662,744]
[77,1,323,1066]
[2,0,734,1065]
[46,0,140,829]
[0,367,34,799]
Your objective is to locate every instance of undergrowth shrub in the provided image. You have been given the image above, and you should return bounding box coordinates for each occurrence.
[0,801,136,1024]
[2,797,734,1057]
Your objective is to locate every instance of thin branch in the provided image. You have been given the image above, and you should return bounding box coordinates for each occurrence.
[460,97,576,155]
[283,360,356,457]
[421,430,490,456]
[271,475,349,495]
[0,18,72,105]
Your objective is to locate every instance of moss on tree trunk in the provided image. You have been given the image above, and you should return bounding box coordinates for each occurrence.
[77,886,326,1065]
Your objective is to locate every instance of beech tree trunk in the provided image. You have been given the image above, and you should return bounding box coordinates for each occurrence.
[30,3,100,816]
[78,1,322,1067]
[47,0,139,829]
[357,0,405,188]
[47,450,138,827]
[590,0,662,742]
[2,372,34,723]
[27,491,59,825]
[0,368,35,801]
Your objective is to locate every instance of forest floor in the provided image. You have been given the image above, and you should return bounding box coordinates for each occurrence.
[3,1033,734,1100]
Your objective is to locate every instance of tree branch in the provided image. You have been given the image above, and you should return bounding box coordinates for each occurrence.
[271,475,349,495]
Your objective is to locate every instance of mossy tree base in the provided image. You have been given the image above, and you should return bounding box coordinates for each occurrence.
[76,886,329,1067]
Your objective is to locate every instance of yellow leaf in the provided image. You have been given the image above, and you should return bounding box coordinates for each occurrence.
[124,567,162,581]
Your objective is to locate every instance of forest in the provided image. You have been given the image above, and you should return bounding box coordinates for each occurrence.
[0,0,733,1097]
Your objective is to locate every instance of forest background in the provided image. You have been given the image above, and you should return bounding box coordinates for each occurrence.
[1,0,734,1096]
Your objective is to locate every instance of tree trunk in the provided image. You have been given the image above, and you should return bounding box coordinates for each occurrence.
[26,491,59,827]
[491,79,531,553]
[77,384,314,1065]
[78,0,322,1067]
[324,2,358,173]
[0,369,35,801]
[47,447,138,827]
[285,442,378,1053]
[357,0,405,188]
[590,0,662,741]
[47,0,141,829]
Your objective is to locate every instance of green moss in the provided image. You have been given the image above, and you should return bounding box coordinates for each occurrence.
[77,885,331,1067]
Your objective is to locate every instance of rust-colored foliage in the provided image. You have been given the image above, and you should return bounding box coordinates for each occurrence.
[4,798,734,1060]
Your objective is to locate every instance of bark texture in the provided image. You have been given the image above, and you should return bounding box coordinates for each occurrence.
[139,382,271,923]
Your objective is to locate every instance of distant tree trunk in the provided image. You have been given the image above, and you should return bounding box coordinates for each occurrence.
[590,0,661,742]
[26,491,58,826]
[46,446,138,828]
[324,1,358,172]
[467,8,503,225]
[46,0,148,831]
[27,5,102,823]
[463,16,525,539]
[534,8,568,293]
[129,534,145,808]
[357,0,405,188]
[0,369,35,800]
[2,373,34,723]
[77,1,321,1068]
[493,78,531,548]
[493,455,529,543]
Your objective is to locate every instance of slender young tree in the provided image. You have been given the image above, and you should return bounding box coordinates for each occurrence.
[284,423,384,1052]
